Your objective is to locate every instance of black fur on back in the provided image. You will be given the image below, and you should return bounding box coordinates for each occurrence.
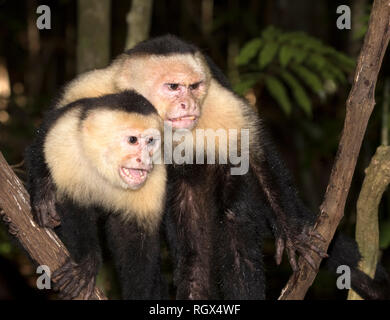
[126,34,232,90]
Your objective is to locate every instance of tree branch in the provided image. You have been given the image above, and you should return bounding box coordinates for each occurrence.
[279,0,390,300]
[0,151,107,300]
[348,146,390,299]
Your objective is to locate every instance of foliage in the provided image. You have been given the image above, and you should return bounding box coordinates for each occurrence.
[235,26,355,116]
[380,219,390,249]
[352,4,371,41]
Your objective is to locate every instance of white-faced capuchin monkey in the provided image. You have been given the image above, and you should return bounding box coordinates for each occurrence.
[28,35,390,300]
[25,90,167,299]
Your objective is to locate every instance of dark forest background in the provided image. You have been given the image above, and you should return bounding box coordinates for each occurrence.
[0,0,389,300]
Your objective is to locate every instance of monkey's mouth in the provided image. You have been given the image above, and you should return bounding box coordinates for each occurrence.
[168,115,198,129]
[119,167,150,188]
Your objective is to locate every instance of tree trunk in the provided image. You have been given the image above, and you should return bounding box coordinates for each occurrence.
[279,0,390,300]
[0,152,106,300]
[201,0,213,37]
[25,0,41,102]
[125,0,153,50]
[77,0,111,74]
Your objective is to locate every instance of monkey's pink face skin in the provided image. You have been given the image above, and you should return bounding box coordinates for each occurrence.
[81,109,162,191]
[117,129,161,190]
[154,74,206,130]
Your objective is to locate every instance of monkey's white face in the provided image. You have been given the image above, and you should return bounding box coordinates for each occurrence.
[81,109,162,190]
[117,129,161,190]
[155,73,206,130]
[116,54,210,131]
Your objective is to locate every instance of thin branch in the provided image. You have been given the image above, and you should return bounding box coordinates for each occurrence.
[0,151,107,300]
[279,0,390,300]
[348,146,390,299]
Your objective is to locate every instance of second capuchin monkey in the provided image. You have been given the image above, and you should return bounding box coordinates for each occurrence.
[29,35,390,299]
[26,90,167,299]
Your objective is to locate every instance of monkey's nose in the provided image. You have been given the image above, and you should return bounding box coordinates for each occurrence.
[180,103,187,109]
[136,158,141,163]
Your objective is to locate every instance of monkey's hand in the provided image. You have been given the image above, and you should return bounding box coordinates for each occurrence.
[52,257,97,300]
[31,190,61,228]
[275,224,328,272]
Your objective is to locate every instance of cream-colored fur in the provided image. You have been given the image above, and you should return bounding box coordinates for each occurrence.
[56,62,121,108]
[44,106,166,230]
[192,79,261,160]
[56,51,261,163]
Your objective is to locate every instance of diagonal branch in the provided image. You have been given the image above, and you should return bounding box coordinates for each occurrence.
[279,0,390,300]
[0,151,107,300]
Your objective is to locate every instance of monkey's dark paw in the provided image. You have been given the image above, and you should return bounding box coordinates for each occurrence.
[32,197,61,228]
[52,258,97,300]
[275,226,328,272]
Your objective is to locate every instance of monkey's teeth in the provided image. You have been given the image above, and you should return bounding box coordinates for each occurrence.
[121,167,147,179]
[172,116,196,121]
[123,168,130,176]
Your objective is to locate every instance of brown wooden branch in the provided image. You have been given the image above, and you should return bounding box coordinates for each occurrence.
[279,0,390,300]
[348,146,390,299]
[0,151,107,300]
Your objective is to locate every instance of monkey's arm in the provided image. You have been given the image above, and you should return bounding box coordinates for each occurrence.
[52,200,102,299]
[25,137,61,228]
[251,135,327,271]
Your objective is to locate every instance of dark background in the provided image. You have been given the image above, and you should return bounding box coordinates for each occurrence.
[0,0,389,300]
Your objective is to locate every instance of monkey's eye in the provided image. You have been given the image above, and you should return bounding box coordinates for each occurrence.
[128,136,138,144]
[167,83,179,91]
[189,82,201,90]
[147,137,155,145]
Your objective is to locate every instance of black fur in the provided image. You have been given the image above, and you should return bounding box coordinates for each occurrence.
[326,233,390,300]
[26,34,390,300]
[25,91,166,299]
[126,34,198,57]
[138,35,389,300]
[163,164,268,299]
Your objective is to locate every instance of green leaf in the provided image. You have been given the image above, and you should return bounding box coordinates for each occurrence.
[291,64,324,95]
[258,42,279,69]
[290,47,307,64]
[0,241,11,255]
[380,220,390,249]
[279,45,294,67]
[264,75,291,115]
[261,26,280,40]
[326,48,355,70]
[280,71,312,116]
[327,62,347,83]
[306,54,327,70]
[236,38,263,66]
[233,78,258,95]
